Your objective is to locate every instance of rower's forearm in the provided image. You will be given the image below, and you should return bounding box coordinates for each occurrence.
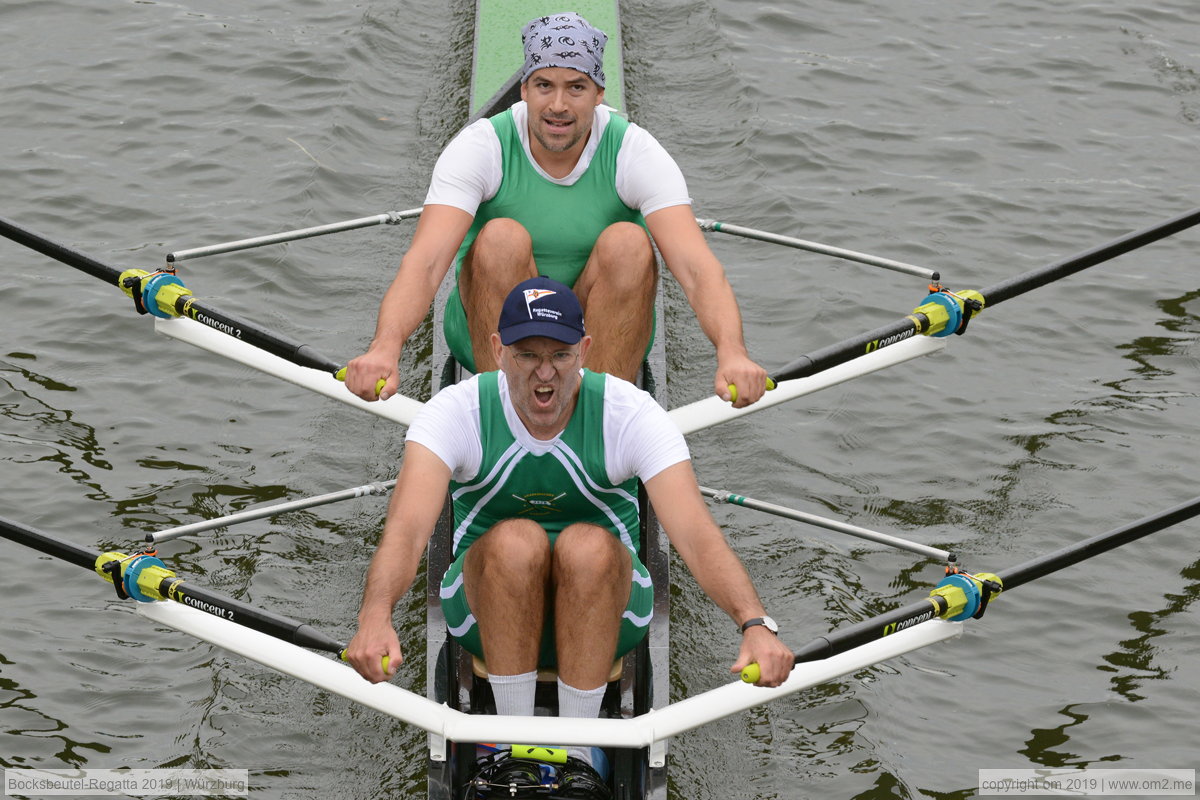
[681,541,767,624]
[356,523,425,624]
[682,272,750,355]
[357,557,417,624]
[368,260,445,353]
[706,574,767,626]
[357,447,449,626]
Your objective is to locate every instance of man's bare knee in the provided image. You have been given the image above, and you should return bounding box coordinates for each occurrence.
[597,221,651,247]
[474,218,533,253]
[575,224,655,307]
[553,524,629,581]
[478,517,550,553]
[468,519,551,578]
[594,223,653,274]
[460,222,538,371]
[462,219,536,292]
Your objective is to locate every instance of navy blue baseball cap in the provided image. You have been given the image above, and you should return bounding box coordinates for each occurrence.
[497,276,586,345]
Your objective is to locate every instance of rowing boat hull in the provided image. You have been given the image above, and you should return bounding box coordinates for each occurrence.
[426,2,668,798]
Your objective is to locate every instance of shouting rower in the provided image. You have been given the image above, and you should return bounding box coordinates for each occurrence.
[345,278,793,794]
[344,11,770,407]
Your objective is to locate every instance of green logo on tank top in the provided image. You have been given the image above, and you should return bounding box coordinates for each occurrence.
[511,491,569,516]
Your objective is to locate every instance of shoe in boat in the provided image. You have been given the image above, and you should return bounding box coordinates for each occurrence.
[554,756,612,800]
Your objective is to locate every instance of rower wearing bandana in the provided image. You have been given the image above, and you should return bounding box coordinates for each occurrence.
[344,11,772,408]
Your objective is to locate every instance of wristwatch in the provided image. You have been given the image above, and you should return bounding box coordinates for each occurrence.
[740,616,779,635]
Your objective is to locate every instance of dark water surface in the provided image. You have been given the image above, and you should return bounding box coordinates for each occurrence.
[2,1,1198,798]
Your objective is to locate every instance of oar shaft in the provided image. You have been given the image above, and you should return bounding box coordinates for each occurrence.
[769,207,1200,384]
[156,576,346,653]
[0,514,347,654]
[792,596,948,663]
[981,207,1200,307]
[0,214,123,284]
[697,218,940,281]
[998,495,1200,591]
[0,516,97,570]
[783,496,1200,666]
[166,208,422,263]
[773,317,922,381]
[0,215,347,376]
[175,295,342,374]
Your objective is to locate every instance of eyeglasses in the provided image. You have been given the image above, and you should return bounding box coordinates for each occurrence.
[510,349,580,370]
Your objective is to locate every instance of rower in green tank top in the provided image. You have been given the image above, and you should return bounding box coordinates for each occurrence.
[346,277,796,709]
[343,10,773,409]
[447,368,641,559]
[441,107,647,374]
[346,275,795,794]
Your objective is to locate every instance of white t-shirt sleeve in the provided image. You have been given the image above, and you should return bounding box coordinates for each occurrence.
[602,375,691,483]
[615,123,693,216]
[423,120,503,216]
[404,378,483,481]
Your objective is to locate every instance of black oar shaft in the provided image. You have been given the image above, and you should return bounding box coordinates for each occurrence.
[155,576,345,653]
[0,515,345,654]
[793,595,947,664]
[788,496,1200,665]
[771,207,1200,384]
[774,317,924,381]
[0,215,123,284]
[0,517,97,571]
[0,215,344,376]
[997,495,1200,591]
[173,296,341,374]
[980,207,1200,307]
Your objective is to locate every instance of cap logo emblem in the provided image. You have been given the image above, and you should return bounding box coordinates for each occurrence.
[523,288,557,319]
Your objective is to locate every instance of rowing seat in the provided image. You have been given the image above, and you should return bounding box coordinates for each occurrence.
[471,655,624,684]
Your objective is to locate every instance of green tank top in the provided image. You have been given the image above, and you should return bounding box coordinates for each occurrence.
[449,369,641,559]
[443,107,646,371]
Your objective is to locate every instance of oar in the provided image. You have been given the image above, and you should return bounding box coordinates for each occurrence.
[699,486,952,561]
[0,514,389,671]
[0,214,384,395]
[740,494,1200,683]
[149,479,396,544]
[696,218,939,281]
[0,515,345,652]
[770,206,1200,383]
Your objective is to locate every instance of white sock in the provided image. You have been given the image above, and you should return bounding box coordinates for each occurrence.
[488,671,537,717]
[557,678,606,719]
[557,679,608,771]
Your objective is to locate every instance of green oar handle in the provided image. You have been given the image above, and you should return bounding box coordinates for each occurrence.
[740,663,761,684]
[339,649,391,676]
[334,367,386,397]
[727,378,777,405]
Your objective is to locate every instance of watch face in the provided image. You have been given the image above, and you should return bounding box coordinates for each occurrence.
[761,616,779,633]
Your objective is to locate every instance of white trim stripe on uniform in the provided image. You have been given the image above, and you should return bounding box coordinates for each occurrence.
[548,444,636,551]
[451,441,528,554]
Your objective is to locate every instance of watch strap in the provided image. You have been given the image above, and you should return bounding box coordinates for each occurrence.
[740,616,777,634]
